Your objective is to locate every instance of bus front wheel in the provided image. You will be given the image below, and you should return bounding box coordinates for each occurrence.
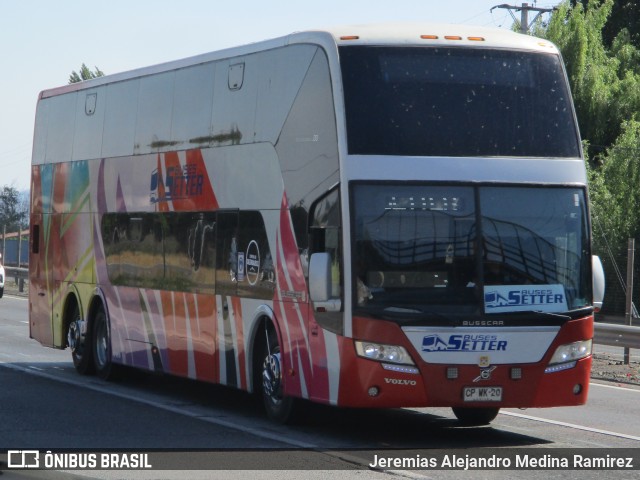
[260,325,296,423]
[452,407,500,426]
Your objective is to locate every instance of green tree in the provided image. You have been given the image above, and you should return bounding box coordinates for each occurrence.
[572,0,640,49]
[544,0,621,154]
[542,1,640,314]
[0,186,26,231]
[69,63,104,84]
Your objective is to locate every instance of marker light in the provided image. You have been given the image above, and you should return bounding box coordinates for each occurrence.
[382,363,419,374]
[340,35,360,41]
[545,340,592,373]
[420,35,439,40]
[444,36,463,41]
[355,341,415,365]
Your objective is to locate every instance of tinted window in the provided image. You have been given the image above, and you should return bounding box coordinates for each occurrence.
[340,46,580,158]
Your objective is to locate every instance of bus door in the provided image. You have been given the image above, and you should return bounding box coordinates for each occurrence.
[29,213,54,346]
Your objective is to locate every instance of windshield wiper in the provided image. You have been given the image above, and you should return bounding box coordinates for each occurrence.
[357,304,457,324]
[511,310,571,321]
[384,306,423,314]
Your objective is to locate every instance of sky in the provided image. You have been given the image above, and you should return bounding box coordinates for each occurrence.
[0,0,559,191]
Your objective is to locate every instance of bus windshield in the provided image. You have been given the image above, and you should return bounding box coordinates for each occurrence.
[352,184,590,318]
[340,46,580,158]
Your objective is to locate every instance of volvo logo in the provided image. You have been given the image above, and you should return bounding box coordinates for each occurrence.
[473,366,497,383]
[384,378,417,386]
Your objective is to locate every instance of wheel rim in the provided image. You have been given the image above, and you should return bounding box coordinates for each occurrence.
[67,311,85,358]
[262,349,283,405]
[95,312,108,369]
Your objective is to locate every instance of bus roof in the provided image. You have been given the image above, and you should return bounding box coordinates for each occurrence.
[40,23,558,99]
[313,22,556,50]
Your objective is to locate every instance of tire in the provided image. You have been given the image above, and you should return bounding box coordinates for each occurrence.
[260,325,297,423]
[68,304,94,375]
[452,407,500,426]
[92,304,117,380]
[0,286,4,298]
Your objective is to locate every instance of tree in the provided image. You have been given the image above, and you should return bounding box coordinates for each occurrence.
[538,2,640,313]
[0,186,27,231]
[543,0,622,154]
[572,0,640,49]
[596,121,640,239]
[69,63,104,84]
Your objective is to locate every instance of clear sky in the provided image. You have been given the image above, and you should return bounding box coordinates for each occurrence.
[0,0,558,191]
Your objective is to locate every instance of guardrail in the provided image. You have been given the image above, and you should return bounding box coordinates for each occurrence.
[5,267,28,279]
[594,323,640,349]
[4,267,28,293]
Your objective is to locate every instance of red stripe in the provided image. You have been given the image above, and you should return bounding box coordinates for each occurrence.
[194,295,218,383]
[161,291,189,376]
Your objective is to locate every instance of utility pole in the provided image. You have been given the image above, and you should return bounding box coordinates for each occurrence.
[491,2,556,34]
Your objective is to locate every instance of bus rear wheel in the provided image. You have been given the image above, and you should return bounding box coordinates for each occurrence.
[452,407,500,426]
[68,304,94,375]
[260,326,296,423]
[92,304,116,380]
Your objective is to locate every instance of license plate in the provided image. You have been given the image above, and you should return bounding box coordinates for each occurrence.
[463,386,503,402]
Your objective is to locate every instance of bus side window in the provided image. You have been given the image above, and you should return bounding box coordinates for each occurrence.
[309,188,341,298]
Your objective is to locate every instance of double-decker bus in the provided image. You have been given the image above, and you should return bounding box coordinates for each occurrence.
[29,23,604,425]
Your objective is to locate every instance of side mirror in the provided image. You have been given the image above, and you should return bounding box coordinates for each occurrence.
[592,255,605,312]
[309,252,331,302]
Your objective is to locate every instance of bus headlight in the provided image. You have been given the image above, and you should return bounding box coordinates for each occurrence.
[545,340,592,373]
[355,341,415,365]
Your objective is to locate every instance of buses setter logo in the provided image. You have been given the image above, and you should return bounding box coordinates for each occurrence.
[483,284,568,314]
[150,164,205,203]
[422,334,507,353]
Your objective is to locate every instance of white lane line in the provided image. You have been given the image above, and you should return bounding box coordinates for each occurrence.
[4,294,28,301]
[590,382,640,393]
[500,410,640,442]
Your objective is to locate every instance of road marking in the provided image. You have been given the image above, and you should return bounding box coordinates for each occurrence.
[590,382,640,393]
[5,294,28,301]
[500,410,640,442]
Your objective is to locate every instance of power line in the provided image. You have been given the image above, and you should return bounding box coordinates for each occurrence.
[491,2,556,34]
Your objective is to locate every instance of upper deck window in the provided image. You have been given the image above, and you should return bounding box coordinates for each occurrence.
[339,46,580,158]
